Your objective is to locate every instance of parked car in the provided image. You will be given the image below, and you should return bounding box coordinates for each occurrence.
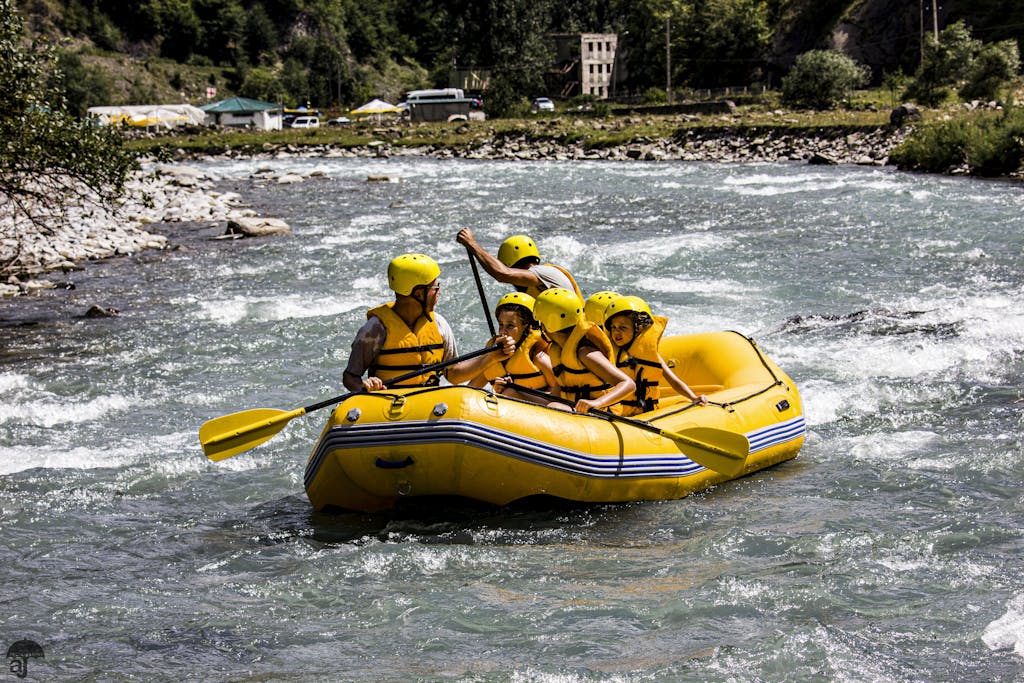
[290,116,320,128]
[326,116,350,126]
[531,97,555,113]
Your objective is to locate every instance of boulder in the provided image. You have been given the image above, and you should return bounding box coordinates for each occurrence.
[224,217,292,237]
[890,103,923,127]
[86,304,120,318]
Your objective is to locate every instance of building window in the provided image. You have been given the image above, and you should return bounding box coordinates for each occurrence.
[606,42,612,52]
[587,42,593,53]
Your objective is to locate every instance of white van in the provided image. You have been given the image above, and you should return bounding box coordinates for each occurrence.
[405,88,465,102]
[290,116,320,128]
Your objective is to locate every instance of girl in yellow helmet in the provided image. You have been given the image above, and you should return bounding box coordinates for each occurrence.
[603,295,707,415]
[469,292,559,399]
[531,288,634,414]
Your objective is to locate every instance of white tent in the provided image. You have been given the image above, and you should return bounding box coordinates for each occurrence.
[86,104,207,129]
[349,99,400,117]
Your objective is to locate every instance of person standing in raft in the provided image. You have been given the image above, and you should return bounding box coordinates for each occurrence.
[456,229,584,299]
[468,292,560,399]
[528,288,634,414]
[343,253,515,392]
[603,295,708,415]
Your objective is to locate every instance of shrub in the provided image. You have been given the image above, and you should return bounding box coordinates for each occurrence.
[966,107,1024,176]
[960,40,1021,103]
[890,107,1024,176]
[889,119,978,172]
[781,50,868,110]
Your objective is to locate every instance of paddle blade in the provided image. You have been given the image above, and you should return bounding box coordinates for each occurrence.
[199,407,305,461]
[665,426,750,478]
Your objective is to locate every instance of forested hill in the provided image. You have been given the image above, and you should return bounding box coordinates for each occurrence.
[18,0,1024,114]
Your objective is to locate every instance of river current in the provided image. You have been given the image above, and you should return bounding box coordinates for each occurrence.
[1,157,1022,681]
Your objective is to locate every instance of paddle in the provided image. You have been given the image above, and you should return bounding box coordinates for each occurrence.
[466,244,496,337]
[506,382,750,477]
[199,343,502,462]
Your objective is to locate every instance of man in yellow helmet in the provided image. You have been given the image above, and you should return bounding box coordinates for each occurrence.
[456,228,583,299]
[343,253,515,392]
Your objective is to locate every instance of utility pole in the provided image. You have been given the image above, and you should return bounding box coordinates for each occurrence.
[932,0,939,42]
[666,16,672,104]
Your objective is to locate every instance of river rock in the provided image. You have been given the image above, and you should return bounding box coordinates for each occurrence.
[225,216,292,237]
[890,103,923,126]
[86,304,120,317]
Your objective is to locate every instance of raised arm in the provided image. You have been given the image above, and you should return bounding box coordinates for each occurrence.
[457,228,542,289]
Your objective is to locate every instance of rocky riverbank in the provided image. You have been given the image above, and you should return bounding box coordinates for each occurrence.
[1,124,911,297]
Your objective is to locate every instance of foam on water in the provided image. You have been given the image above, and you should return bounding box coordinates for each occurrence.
[195,293,370,324]
[0,444,131,475]
[984,593,1024,658]
[0,385,130,428]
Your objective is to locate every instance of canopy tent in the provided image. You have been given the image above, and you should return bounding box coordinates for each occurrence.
[349,99,400,117]
[86,104,207,129]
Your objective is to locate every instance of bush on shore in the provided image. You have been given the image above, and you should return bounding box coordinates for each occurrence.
[781,50,869,110]
[889,106,1024,176]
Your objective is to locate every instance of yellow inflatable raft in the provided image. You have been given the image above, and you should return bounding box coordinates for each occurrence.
[304,331,805,512]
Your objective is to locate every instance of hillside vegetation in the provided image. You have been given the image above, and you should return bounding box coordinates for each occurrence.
[18,0,1024,117]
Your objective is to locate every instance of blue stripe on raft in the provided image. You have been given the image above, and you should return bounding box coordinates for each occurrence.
[745,416,806,453]
[304,420,706,488]
[305,415,808,488]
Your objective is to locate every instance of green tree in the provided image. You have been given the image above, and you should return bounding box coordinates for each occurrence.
[49,49,113,117]
[781,49,868,110]
[682,0,771,87]
[1,0,136,238]
[904,21,982,106]
[482,0,552,116]
[960,40,1020,103]
[238,65,282,102]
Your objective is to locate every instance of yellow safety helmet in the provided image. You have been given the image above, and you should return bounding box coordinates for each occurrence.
[584,291,620,324]
[497,234,541,267]
[387,253,440,296]
[495,291,536,315]
[534,287,584,333]
[603,295,653,329]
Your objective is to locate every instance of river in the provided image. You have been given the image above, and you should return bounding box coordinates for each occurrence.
[2,157,1022,681]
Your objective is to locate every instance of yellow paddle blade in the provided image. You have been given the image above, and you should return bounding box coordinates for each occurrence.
[663,426,751,478]
[199,407,306,461]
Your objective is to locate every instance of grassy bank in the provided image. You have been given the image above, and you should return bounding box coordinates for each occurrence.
[122,97,1023,180]
[125,102,897,158]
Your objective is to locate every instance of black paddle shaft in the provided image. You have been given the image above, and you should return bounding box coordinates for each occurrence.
[466,246,496,337]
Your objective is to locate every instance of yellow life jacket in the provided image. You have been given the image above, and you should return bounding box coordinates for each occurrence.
[525,263,584,300]
[549,321,614,402]
[367,303,445,386]
[613,315,667,416]
[482,329,548,389]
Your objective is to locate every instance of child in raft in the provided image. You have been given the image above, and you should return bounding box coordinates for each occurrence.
[469,292,559,399]
[602,294,708,416]
[525,287,635,414]
[583,290,620,325]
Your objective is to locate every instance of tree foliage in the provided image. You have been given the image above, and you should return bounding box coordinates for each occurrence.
[1,0,136,235]
[780,49,868,110]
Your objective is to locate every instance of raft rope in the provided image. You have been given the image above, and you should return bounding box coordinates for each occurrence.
[648,331,786,422]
